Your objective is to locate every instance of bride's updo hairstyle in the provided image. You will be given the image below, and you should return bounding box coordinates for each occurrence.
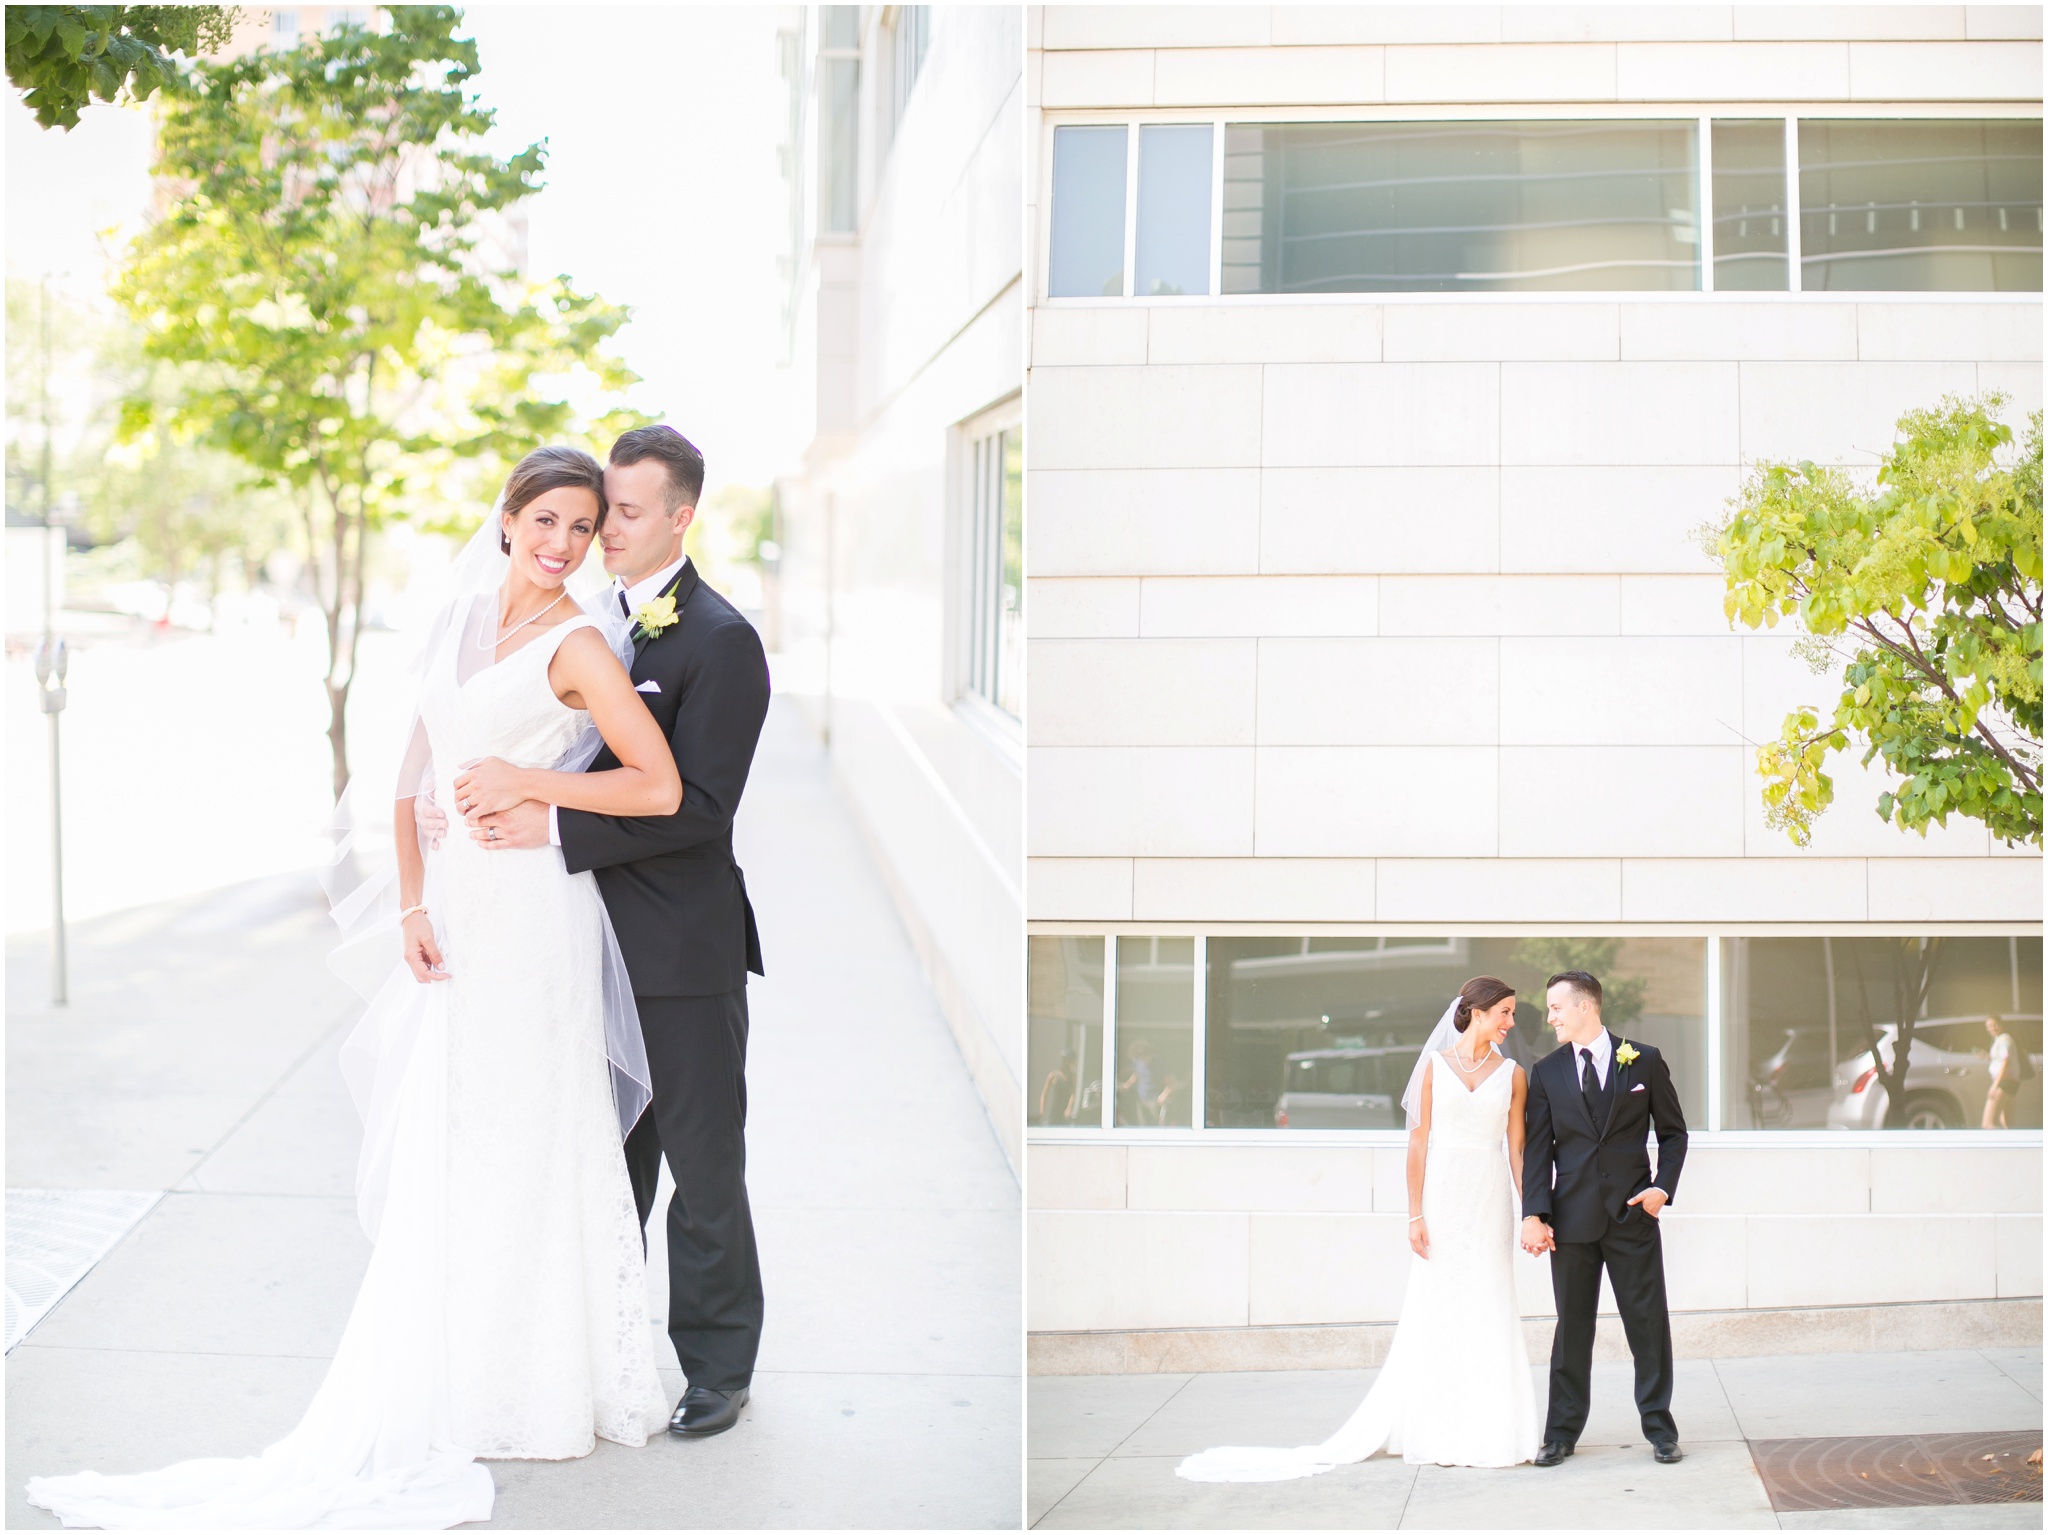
[499,445,607,553]
[1453,975,1516,1032]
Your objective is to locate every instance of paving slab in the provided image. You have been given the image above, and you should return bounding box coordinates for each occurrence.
[1776,1508,2045,1530]
[1034,1451,1417,1530]
[1027,1372,1194,1459]
[1110,1368,1383,1458]
[17,1191,369,1359]
[1401,1439,1775,1529]
[1715,1350,2045,1440]
[1980,1347,2042,1403]
[6,1346,334,1529]
[1028,1458,1098,1526]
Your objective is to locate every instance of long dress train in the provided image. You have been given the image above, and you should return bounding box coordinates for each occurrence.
[27,613,669,1529]
[1177,1052,1540,1480]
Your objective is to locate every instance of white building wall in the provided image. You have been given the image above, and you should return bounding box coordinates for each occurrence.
[1023,4,2043,1357]
[780,6,1025,1167]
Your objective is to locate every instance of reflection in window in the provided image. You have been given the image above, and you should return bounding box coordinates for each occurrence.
[1205,936,1708,1130]
[1724,937,2043,1130]
[1712,119,1789,290]
[1029,937,1103,1128]
[1798,120,2043,291]
[964,423,1022,718]
[1050,126,1128,297]
[820,7,861,234]
[1136,125,1213,296]
[1221,120,1699,294]
[885,5,930,149]
[1115,937,1195,1127]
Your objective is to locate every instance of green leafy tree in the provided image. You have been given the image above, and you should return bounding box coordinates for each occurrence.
[1709,395,2043,849]
[117,6,646,796]
[1508,938,1647,1029]
[5,5,237,129]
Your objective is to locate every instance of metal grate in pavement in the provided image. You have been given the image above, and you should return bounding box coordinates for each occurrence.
[5,1188,163,1351]
[1751,1431,2044,1511]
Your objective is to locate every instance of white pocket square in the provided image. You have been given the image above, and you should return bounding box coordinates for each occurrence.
[1630,1083,1647,1092]
[635,679,660,694]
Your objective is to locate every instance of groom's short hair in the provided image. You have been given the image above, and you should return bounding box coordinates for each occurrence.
[1548,970,1603,1010]
[610,425,705,514]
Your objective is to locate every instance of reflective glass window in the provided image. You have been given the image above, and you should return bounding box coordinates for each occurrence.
[1205,937,1708,1130]
[1050,126,1129,297]
[1220,119,1699,294]
[1723,937,2042,1130]
[1115,937,1196,1127]
[1712,119,1790,290]
[1029,937,1104,1128]
[1798,119,2043,291]
[1135,124,1213,297]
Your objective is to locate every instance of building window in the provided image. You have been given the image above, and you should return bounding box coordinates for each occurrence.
[1029,936,1104,1127]
[963,421,1021,719]
[272,9,300,39]
[1136,124,1214,296]
[1798,119,2043,292]
[1724,937,2043,1130]
[1048,125,1128,297]
[819,6,860,234]
[1116,937,1197,1126]
[1028,930,2043,1137]
[1054,115,2043,297]
[328,7,372,30]
[1711,119,1790,290]
[1209,936,1708,1130]
[885,5,930,148]
[1223,119,1700,294]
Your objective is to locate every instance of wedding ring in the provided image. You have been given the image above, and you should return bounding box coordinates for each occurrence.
[488,828,499,841]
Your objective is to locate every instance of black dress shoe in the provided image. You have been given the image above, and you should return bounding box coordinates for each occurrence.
[669,1385,749,1437]
[1652,1440,1683,1463]
[1534,1440,1574,1467]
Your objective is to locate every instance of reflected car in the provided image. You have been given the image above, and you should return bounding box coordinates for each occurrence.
[1827,1015,2043,1130]
[1273,1046,1420,1129]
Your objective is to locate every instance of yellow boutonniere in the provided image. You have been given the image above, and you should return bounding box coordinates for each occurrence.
[632,593,678,640]
[1615,1040,1640,1066]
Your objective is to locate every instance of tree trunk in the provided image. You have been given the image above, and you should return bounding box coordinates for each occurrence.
[327,679,350,801]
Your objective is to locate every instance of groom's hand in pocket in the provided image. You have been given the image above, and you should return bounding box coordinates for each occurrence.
[471,799,550,850]
[1627,1187,1669,1219]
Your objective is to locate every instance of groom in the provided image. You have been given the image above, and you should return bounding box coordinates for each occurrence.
[1518,969,1688,1467]
[470,425,771,1438]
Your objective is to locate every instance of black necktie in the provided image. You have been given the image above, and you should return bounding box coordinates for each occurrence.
[618,588,631,617]
[1581,1048,1599,1101]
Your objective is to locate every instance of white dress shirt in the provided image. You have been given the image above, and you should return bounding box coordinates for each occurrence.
[1575,1028,1614,1089]
[549,554,690,845]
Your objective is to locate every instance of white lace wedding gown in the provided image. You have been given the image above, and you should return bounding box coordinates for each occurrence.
[28,614,669,1529]
[1178,1052,1540,1480]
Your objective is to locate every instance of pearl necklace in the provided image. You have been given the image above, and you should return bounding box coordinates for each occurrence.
[1449,1042,1497,1076]
[476,588,568,652]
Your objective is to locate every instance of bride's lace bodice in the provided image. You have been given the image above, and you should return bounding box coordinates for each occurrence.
[417,614,598,805]
[1427,1051,1514,1151]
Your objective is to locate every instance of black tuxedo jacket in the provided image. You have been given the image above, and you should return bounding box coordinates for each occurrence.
[558,560,770,997]
[1521,1031,1688,1245]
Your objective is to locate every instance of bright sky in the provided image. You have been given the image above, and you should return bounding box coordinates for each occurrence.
[4,5,796,487]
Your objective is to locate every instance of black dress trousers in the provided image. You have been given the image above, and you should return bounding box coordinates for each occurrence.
[1545,1207,1678,1447]
[623,988,764,1393]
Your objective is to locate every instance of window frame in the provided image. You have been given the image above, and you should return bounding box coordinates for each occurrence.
[1040,103,2041,305]
[951,395,1023,753]
[1026,923,2044,1149]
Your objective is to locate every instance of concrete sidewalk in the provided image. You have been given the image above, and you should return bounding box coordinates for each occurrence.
[7,698,1022,1529]
[1029,1350,2042,1529]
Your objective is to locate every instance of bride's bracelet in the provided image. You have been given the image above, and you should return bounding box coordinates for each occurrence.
[400,903,430,922]
[1408,1215,1423,1224]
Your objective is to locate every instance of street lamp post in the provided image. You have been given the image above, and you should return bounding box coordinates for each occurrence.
[35,274,69,1005]
[34,628,70,1006]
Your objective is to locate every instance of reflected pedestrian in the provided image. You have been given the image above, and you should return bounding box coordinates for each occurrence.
[1983,1015,2022,1128]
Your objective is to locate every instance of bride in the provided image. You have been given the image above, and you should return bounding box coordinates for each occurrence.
[1178,976,1542,1480]
[28,446,675,1529]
